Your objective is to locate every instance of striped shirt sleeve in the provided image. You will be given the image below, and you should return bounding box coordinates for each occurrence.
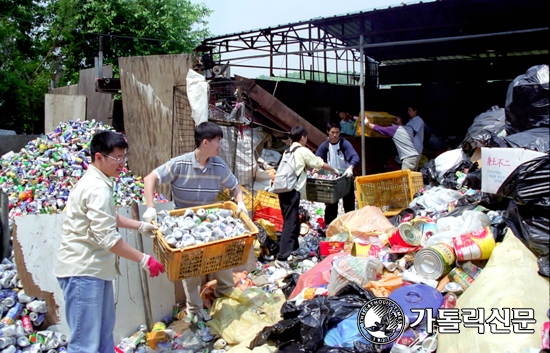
[155,157,179,185]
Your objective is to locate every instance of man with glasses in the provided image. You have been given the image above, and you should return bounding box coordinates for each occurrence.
[54,130,164,352]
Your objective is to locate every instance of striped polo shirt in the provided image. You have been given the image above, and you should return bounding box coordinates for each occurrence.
[154,151,238,209]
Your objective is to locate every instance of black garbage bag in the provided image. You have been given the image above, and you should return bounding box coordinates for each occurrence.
[505,64,549,135]
[249,296,330,352]
[280,273,301,299]
[503,201,550,277]
[249,285,377,352]
[461,106,507,153]
[462,169,482,190]
[420,159,438,185]
[388,208,416,228]
[441,160,474,190]
[254,222,279,256]
[497,154,550,208]
[502,127,550,153]
[490,214,508,243]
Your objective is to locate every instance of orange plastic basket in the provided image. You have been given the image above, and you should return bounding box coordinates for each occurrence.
[153,202,258,281]
[255,189,281,210]
[215,187,259,211]
[355,111,397,138]
[355,169,424,216]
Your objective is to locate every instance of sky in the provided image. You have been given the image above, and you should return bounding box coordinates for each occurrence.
[200,0,412,37]
[198,0,421,78]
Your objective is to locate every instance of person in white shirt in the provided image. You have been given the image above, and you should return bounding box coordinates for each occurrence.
[54,130,164,353]
[406,105,426,168]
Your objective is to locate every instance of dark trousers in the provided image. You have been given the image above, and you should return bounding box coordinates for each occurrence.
[324,185,355,227]
[277,189,301,261]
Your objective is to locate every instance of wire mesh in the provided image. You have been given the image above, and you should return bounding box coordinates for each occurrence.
[172,80,255,215]
[172,85,195,158]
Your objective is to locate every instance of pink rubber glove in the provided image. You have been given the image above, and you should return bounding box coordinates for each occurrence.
[140,254,165,277]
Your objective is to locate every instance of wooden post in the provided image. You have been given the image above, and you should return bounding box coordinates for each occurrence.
[1,191,11,259]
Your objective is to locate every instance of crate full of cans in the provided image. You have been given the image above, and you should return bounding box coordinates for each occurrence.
[152,202,258,281]
[306,169,352,204]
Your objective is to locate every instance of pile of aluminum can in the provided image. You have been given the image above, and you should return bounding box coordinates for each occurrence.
[0,257,68,352]
[0,120,166,225]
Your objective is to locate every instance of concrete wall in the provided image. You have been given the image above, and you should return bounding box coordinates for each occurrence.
[0,135,40,157]
[119,54,193,200]
[44,94,86,133]
[13,202,176,342]
[50,85,79,96]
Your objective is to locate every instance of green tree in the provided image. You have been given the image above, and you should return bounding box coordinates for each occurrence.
[0,0,49,133]
[0,0,212,133]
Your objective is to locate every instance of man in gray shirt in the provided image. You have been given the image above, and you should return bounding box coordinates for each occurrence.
[365,113,420,171]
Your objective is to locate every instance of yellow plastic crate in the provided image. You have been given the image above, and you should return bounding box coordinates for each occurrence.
[215,187,259,212]
[355,170,424,216]
[152,202,258,281]
[255,189,281,210]
[355,111,397,138]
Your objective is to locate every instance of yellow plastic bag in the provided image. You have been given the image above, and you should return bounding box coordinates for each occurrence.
[207,287,286,349]
[438,229,549,353]
[326,206,394,245]
[256,218,278,241]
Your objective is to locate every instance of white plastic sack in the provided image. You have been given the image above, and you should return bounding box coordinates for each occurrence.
[409,187,463,212]
[260,149,282,167]
[438,229,549,353]
[426,211,491,248]
[186,69,208,125]
[327,255,382,296]
[434,148,468,181]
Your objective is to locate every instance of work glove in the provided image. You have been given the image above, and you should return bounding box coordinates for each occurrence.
[138,222,159,239]
[142,207,157,223]
[343,167,354,178]
[236,201,247,215]
[139,254,165,277]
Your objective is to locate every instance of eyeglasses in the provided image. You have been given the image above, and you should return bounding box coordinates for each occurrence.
[102,153,127,164]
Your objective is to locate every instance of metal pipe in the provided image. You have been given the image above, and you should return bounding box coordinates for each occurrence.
[98,36,104,78]
[359,34,366,176]
[213,27,548,63]
[132,204,154,331]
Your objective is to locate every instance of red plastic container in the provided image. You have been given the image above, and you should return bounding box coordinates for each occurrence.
[254,207,284,232]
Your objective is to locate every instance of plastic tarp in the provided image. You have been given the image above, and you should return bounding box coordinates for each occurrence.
[505,64,549,134]
[502,127,550,153]
[186,69,208,125]
[461,106,506,153]
[438,229,550,353]
[207,287,286,349]
[497,154,549,208]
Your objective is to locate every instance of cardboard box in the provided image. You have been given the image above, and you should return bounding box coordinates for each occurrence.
[481,147,546,194]
[320,241,345,256]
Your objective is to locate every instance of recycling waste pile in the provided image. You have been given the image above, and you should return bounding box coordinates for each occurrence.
[0,120,167,352]
[1,65,549,353]
[0,119,167,226]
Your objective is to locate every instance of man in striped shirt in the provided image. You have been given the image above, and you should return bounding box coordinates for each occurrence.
[142,122,247,323]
